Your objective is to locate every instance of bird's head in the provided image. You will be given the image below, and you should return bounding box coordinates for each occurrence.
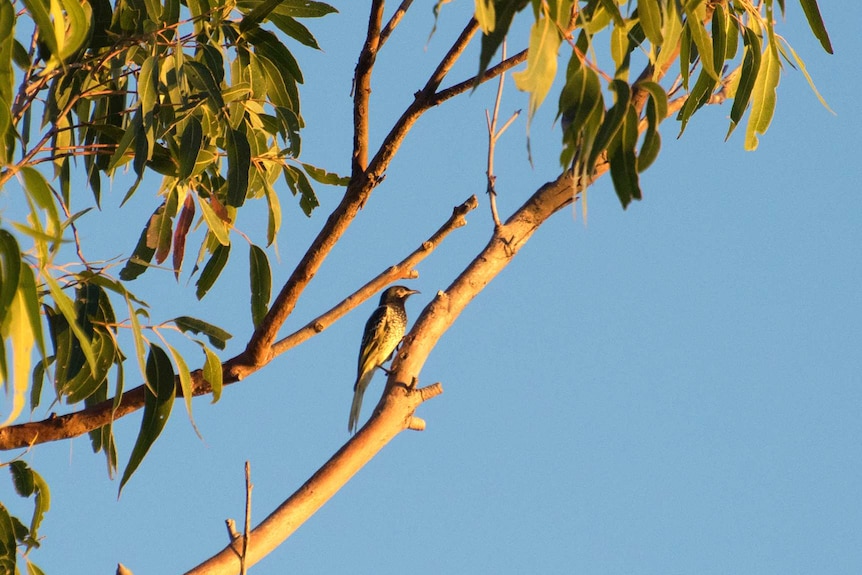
[379,285,419,305]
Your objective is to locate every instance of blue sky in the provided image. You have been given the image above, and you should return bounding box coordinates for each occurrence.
[3,1,861,574]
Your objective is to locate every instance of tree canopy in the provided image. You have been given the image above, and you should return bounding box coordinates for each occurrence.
[0,0,835,572]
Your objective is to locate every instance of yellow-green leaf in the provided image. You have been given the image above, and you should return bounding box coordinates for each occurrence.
[513,16,562,120]
[201,343,222,403]
[475,0,496,33]
[166,343,201,439]
[1,288,33,426]
[684,2,717,81]
[44,275,97,375]
[744,44,780,151]
[639,0,663,47]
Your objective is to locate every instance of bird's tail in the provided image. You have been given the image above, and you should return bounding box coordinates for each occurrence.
[348,370,375,434]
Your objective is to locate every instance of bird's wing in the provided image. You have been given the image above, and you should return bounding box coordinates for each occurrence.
[356,305,396,379]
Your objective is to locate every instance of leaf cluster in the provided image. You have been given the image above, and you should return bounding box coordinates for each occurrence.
[478,0,832,208]
[1,1,338,562]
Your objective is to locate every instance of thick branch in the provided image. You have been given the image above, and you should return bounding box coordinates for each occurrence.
[182,42,694,571]
[184,381,443,574]
[0,198,475,451]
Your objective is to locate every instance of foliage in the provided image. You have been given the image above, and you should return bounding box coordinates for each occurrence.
[0,0,337,569]
[0,0,831,571]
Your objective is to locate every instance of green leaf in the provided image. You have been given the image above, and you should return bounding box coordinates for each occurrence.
[0,503,16,571]
[684,2,717,81]
[512,15,561,120]
[283,164,318,216]
[125,294,148,382]
[475,0,496,33]
[777,36,833,114]
[20,0,57,65]
[195,244,230,300]
[226,128,251,207]
[244,27,303,83]
[477,0,530,80]
[0,229,20,314]
[676,67,718,136]
[64,330,116,404]
[726,26,761,139]
[268,14,321,50]
[249,244,271,328]
[119,209,159,281]
[798,0,832,54]
[744,42,780,151]
[119,344,176,496]
[559,50,604,165]
[300,163,349,186]
[178,117,203,180]
[3,286,34,426]
[173,316,232,350]
[240,0,293,32]
[8,462,50,544]
[0,1,14,164]
[166,343,201,439]
[184,60,225,110]
[607,106,641,208]
[237,0,337,19]
[19,167,61,243]
[201,343,223,402]
[263,182,282,246]
[196,195,231,247]
[587,79,630,170]
[711,3,726,74]
[638,0,663,47]
[44,275,97,376]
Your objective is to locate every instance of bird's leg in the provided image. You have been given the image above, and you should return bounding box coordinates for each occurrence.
[377,364,393,376]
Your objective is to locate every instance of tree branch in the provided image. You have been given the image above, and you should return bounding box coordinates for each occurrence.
[352,0,386,178]
[379,0,414,47]
[0,197,477,451]
[181,31,695,572]
[240,17,480,367]
[270,195,478,357]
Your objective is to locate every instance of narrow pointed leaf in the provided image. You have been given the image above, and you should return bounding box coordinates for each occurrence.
[638,0,663,47]
[249,244,271,328]
[798,0,832,54]
[745,44,780,151]
[172,316,232,350]
[727,27,761,139]
[119,345,175,496]
[201,344,223,402]
[195,244,230,300]
[178,118,203,180]
[225,128,251,207]
[166,343,201,439]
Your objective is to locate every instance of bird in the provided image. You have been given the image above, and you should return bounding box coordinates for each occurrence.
[348,285,419,434]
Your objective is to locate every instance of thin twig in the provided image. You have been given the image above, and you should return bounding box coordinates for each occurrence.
[430,49,528,106]
[271,195,478,356]
[241,461,252,575]
[485,42,519,228]
[352,0,386,177]
[380,0,414,47]
[0,196,478,450]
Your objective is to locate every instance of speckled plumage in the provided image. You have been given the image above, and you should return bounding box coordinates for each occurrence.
[348,285,418,434]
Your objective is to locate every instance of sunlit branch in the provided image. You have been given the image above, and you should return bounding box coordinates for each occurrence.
[380,0,414,47]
